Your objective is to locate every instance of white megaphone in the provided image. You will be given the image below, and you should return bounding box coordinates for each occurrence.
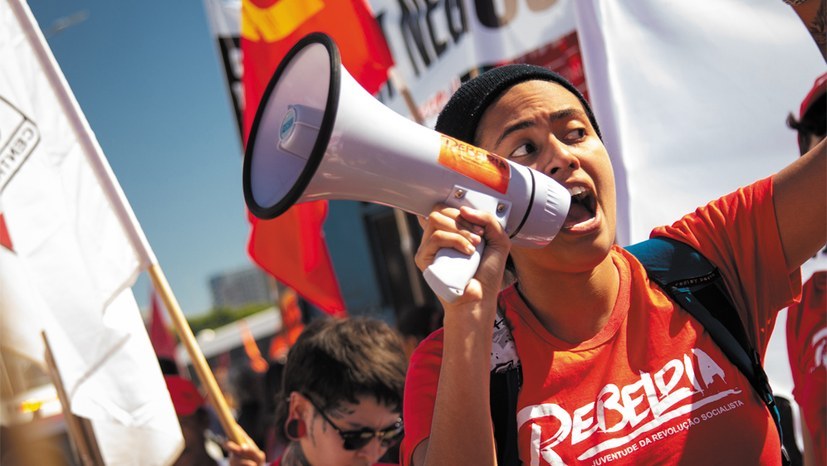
[243,33,570,303]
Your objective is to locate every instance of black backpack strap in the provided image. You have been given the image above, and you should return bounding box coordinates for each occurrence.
[490,303,522,466]
[627,237,788,464]
[490,364,521,465]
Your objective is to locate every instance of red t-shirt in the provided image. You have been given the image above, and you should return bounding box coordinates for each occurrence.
[786,270,826,466]
[402,177,800,465]
[270,458,398,465]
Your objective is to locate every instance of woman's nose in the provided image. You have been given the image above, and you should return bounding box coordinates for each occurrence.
[541,139,580,179]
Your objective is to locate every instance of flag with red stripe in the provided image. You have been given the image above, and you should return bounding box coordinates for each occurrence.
[241,0,393,315]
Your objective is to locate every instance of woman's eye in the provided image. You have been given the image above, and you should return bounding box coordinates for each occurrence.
[566,128,586,142]
[510,142,536,159]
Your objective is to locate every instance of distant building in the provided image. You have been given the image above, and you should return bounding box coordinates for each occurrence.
[209,267,272,309]
[178,307,280,371]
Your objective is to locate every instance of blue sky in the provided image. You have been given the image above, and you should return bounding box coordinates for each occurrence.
[29,0,252,316]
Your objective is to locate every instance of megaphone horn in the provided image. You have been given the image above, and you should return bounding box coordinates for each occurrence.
[243,32,570,303]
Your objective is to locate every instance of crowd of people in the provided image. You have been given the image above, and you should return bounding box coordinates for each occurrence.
[163,2,826,465]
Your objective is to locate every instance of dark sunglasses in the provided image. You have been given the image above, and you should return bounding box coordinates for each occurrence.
[305,396,403,451]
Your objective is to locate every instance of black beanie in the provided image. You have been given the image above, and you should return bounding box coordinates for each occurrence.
[435,64,601,145]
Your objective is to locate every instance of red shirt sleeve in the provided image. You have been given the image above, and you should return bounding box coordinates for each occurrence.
[786,271,827,466]
[651,176,801,353]
[399,329,444,466]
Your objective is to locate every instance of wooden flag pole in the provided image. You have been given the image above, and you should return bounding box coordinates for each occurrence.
[148,263,248,446]
[393,208,426,306]
[386,66,428,306]
[388,66,425,125]
[41,331,104,466]
[0,351,15,399]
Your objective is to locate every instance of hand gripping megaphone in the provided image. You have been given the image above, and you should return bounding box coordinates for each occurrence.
[243,33,570,303]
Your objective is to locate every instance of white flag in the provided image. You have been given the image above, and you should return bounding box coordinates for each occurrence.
[574,0,825,246]
[574,0,825,394]
[0,1,183,464]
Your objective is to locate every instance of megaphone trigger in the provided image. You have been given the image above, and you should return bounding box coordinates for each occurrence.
[423,186,510,303]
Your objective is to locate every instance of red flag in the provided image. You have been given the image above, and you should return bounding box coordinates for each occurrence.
[239,321,269,374]
[247,201,346,315]
[0,213,12,250]
[268,288,305,361]
[148,292,177,362]
[241,0,393,316]
[240,0,393,139]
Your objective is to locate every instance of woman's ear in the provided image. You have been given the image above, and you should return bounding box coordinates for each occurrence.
[284,392,310,441]
[286,391,306,419]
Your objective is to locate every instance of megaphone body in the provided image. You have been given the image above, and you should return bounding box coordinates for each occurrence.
[244,33,570,302]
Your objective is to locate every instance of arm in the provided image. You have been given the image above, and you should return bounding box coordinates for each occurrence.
[773,137,827,271]
[800,416,817,466]
[788,0,826,61]
[411,206,511,466]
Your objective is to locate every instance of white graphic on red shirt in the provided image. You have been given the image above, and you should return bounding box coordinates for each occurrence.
[516,348,744,466]
[811,327,827,372]
[492,309,520,373]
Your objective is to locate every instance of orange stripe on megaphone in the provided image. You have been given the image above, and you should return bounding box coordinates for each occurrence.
[241,0,324,42]
[438,136,511,194]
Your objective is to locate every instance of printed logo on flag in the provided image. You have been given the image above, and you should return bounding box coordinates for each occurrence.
[0,97,40,192]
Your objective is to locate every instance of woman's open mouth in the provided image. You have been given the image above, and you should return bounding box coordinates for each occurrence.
[562,185,597,231]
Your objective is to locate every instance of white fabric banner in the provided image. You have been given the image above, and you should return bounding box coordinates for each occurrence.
[573,0,825,393]
[369,0,580,126]
[0,1,183,464]
[574,0,824,246]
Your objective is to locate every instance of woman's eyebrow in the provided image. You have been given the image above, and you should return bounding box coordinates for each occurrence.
[495,108,587,146]
[496,120,533,146]
[550,108,585,122]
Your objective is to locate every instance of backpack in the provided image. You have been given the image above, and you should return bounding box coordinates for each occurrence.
[490,237,789,465]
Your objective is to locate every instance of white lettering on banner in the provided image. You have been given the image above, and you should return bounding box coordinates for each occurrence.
[516,348,746,466]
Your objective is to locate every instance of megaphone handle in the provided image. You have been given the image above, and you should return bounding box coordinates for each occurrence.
[423,239,485,302]
[422,187,506,303]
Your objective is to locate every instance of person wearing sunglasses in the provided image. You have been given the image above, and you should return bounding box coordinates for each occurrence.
[228,316,408,466]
